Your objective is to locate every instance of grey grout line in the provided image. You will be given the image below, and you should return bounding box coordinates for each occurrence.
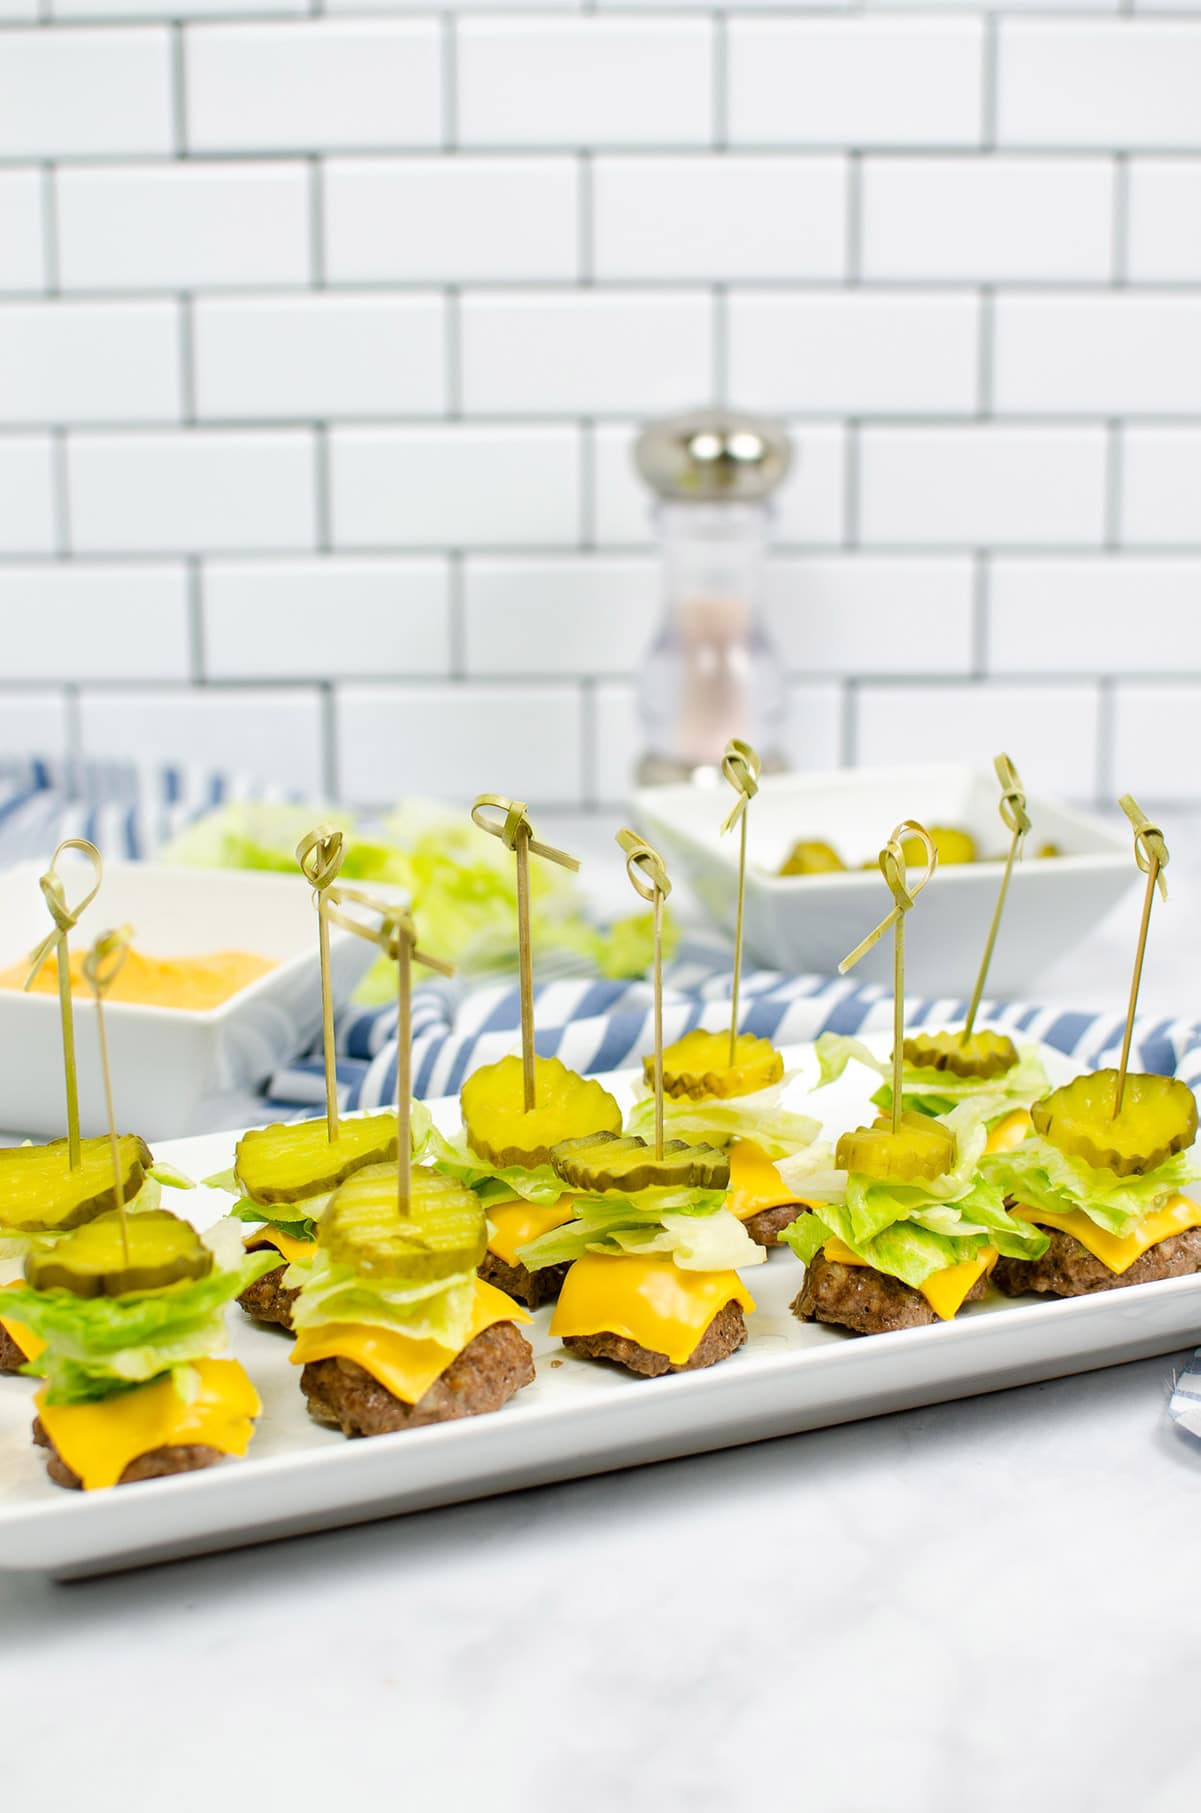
[713,12,728,152]
[982,13,999,153]
[1112,153,1130,286]
[178,293,196,424]
[577,152,594,285]
[11,277,1201,301]
[580,676,597,810]
[845,152,862,284]
[579,418,596,549]
[49,428,70,558]
[842,419,860,547]
[170,24,188,158]
[976,288,995,418]
[308,156,325,288]
[314,423,332,552]
[1104,419,1124,549]
[442,14,458,153]
[447,550,466,680]
[444,286,462,416]
[1096,677,1117,801]
[39,164,59,295]
[712,283,728,405]
[971,551,989,678]
[185,556,205,682]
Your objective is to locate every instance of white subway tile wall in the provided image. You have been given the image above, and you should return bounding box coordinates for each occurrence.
[0,5,1195,805]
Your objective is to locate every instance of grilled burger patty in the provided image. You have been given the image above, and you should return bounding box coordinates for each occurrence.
[238,1260,301,1331]
[301,1319,535,1436]
[743,1201,807,1248]
[479,1250,569,1310]
[793,1250,988,1336]
[562,1299,747,1377]
[0,1321,28,1374]
[994,1224,1201,1298]
[32,1417,226,1490]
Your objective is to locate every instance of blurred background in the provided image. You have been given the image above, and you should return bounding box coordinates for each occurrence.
[0,6,1197,810]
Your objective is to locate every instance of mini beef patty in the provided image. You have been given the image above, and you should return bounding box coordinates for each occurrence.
[993,1224,1201,1299]
[238,1258,301,1331]
[743,1201,807,1249]
[562,1299,747,1378]
[0,1321,29,1374]
[479,1249,569,1310]
[32,1416,226,1491]
[792,1250,988,1336]
[301,1319,535,1437]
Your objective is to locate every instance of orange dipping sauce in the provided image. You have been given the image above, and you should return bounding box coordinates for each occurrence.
[0,947,276,1012]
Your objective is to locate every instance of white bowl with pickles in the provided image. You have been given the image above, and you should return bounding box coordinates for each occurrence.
[635,763,1133,995]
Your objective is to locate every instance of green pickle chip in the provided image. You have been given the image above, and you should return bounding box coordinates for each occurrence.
[1031,1070,1197,1178]
[25,1208,212,1298]
[235,1113,399,1205]
[461,1055,622,1170]
[321,1164,488,1282]
[0,1135,152,1234]
[836,1112,956,1184]
[902,1029,1018,1082]
[550,1129,730,1194]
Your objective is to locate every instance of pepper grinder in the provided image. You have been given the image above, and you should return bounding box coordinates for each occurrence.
[633,408,793,788]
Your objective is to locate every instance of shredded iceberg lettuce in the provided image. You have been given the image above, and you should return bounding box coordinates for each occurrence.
[519,1189,764,1275]
[983,1134,1201,1237]
[625,1077,820,1161]
[814,1031,1050,1122]
[289,1248,477,1349]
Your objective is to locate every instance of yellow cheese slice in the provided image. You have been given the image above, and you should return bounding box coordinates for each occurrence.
[488,1194,574,1266]
[0,1276,45,1364]
[822,1237,997,1321]
[289,1277,531,1405]
[550,1254,755,1367]
[986,1109,1032,1155]
[727,1140,807,1223]
[35,1358,261,1492]
[1011,1192,1201,1275]
[242,1225,315,1267]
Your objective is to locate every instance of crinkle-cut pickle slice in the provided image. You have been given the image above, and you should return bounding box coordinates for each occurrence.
[321,1164,487,1282]
[836,1112,957,1184]
[0,1135,152,1234]
[902,1029,1019,1082]
[1031,1070,1198,1178]
[25,1208,212,1298]
[902,826,976,867]
[654,1030,784,1103]
[235,1113,398,1205]
[778,840,845,877]
[461,1055,622,1170]
[550,1129,730,1194]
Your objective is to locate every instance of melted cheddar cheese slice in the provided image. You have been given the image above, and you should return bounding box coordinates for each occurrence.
[35,1358,261,1492]
[488,1195,574,1266]
[986,1109,1032,1155]
[550,1254,755,1366]
[1011,1193,1201,1275]
[242,1225,315,1267]
[823,1237,997,1322]
[289,1277,530,1405]
[0,1276,45,1365]
[727,1141,807,1223]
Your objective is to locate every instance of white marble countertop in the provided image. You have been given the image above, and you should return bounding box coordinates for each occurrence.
[2,809,1200,1811]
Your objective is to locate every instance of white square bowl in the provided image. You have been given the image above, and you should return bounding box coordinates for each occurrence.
[636,764,1135,996]
[0,860,383,1141]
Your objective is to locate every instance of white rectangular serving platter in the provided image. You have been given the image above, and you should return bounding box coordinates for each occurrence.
[2,1038,1199,1579]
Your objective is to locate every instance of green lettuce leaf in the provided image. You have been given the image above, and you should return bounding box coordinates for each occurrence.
[289,1248,476,1349]
[625,1078,821,1161]
[426,1126,565,1207]
[983,1135,1201,1236]
[0,1247,277,1405]
[226,1198,320,1243]
[814,1031,1050,1122]
[519,1196,763,1274]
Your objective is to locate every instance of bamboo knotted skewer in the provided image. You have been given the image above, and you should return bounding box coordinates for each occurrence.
[616,829,672,1160]
[718,738,761,1069]
[24,838,103,1170]
[82,924,136,1263]
[1113,795,1169,1118]
[961,753,1031,1045]
[296,823,348,1144]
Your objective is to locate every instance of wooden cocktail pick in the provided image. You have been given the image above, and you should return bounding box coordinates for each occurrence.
[471,795,581,1112]
[616,829,672,1160]
[82,924,135,1263]
[327,887,454,1216]
[296,823,348,1144]
[838,822,938,1134]
[1113,796,1169,1118]
[24,838,103,1170]
[719,738,761,1068]
[961,753,1031,1045]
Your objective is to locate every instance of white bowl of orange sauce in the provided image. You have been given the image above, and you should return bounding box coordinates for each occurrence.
[0,860,384,1140]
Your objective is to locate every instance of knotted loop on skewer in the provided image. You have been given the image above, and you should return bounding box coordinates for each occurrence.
[82,923,134,998]
[295,822,347,895]
[994,751,1031,844]
[1120,794,1169,901]
[25,838,104,989]
[470,795,581,873]
[719,738,761,835]
[839,821,938,976]
[616,828,671,904]
[325,885,456,977]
